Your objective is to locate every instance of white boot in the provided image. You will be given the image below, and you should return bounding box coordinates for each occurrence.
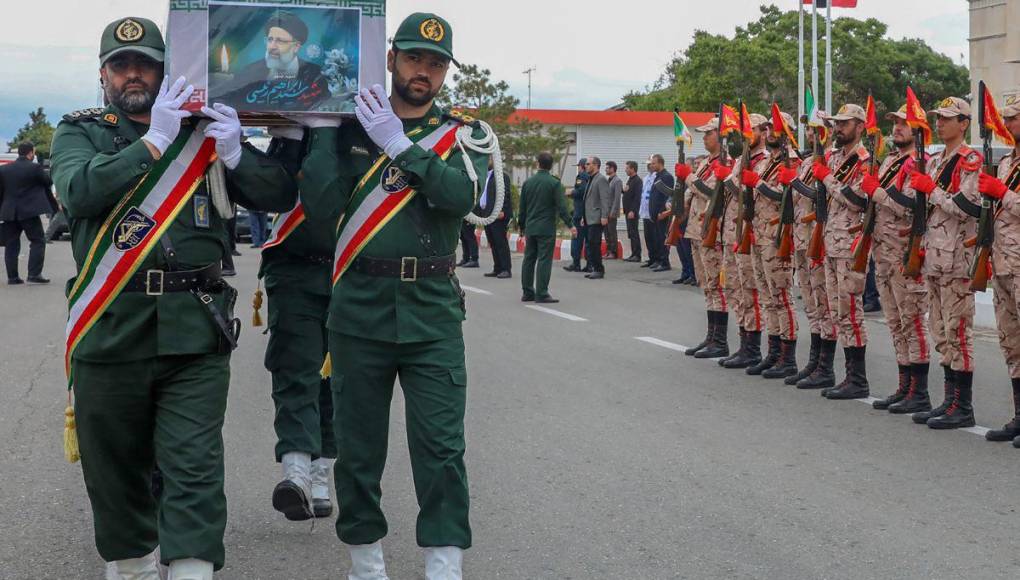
[167,558,213,580]
[346,541,390,580]
[106,549,164,580]
[273,451,313,520]
[424,547,464,580]
[310,457,334,518]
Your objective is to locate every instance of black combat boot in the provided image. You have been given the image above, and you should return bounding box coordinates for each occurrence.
[888,363,932,414]
[987,378,1020,441]
[825,346,870,399]
[821,343,851,397]
[873,365,911,410]
[719,328,746,366]
[685,311,713,356]
[786,333,820,385]
[696,311,730,358]
[747,334,780,375]
[927,371,976,429]
[724,330,761,369]
[797,339,837,389]
[763,339,798,379]
[913,366,955,424]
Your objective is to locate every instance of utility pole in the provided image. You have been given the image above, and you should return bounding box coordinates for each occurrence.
[522,66,536,109]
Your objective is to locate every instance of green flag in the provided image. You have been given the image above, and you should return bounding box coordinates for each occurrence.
[674,111,693,145]
[805,86,823,128]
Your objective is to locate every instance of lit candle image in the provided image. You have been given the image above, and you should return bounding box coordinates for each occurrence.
[220,45,230,73]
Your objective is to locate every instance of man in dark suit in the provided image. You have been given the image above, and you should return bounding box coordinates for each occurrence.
[582,156,612,279]
[621,161,643,261]
[0,142,52,284]
[648,153,674,272]
[479,163,514,278]
[564,158,590,272]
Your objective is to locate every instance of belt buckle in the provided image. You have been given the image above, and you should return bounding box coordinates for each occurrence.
[145,269,164,296]
[400,257,418,282]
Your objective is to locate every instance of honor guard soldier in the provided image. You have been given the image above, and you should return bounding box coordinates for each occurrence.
[677,118,730,359]
[861,105,933,414]
[979,97,1020,443]
[519,152,576,303]
[288,13,488,580]
[50,17,298,580]
[812,104,871,400]
[908,97,983,429]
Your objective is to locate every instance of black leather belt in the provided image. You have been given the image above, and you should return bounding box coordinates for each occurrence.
[302,255,333,265]
[122,263,222,295]
[350,254,455,281]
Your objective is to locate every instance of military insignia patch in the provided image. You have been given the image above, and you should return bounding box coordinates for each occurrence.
[115,19,145,43]
[193,194,211,229]
[420,18,445,42]
[350,146,370,156]
[940,97,954,108]
[103,113,119,125]
[428,117,440,126]
[1007,95,1018,106]
[381,163,410,194]
[113,207,157,251]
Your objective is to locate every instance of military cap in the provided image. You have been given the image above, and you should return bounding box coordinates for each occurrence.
[265,10,309,44]
[1003,94,1020,119]
[885,104,908,121]
[695,118,719,132]
[764,111,797,130]
[800,110,832,127]
[100,17,165,66]
[748,113,769,128]
[929,96,971,118]
[822,104,866,123]
[393,13,458,66]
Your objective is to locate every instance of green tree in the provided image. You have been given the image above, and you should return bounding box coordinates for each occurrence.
[624,4,968,131]
[8,108,56,159]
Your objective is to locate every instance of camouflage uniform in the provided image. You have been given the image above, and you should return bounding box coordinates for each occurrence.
[989,141,1020,441]
[750,150,798,342]
[793,159,836,343]
[687,154,725,312]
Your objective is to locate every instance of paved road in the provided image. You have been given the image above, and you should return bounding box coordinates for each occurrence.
[2,242,1020,579]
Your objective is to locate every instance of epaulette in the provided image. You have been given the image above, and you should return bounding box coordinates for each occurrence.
[443,109,481,129]
[855,143,870,162]
[959,145,984,172]
[62,108,105,123]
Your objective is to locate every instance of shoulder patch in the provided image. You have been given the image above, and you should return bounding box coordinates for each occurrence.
[442,109,480,129]
[62,108,106,123]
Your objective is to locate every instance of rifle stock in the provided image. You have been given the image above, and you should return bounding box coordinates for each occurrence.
[903,236,923,278]
[806,126,828,260]
[851,131,881,274]
[903,117,928,277]
[969,245,991,292]
[968,80,995,293]
[851,234,872,273]
[665,216,683,246]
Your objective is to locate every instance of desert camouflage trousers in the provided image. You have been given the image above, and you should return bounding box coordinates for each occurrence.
[723,246,762,331]
[927,276,975,373]
[824,257,868,347]
[795,249,837,341]
[874,258,930,365]
[752,243,797,340]
[992,274,1020,378]
[698,243,727,312]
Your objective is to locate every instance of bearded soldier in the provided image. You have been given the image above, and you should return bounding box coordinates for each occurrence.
[811,104,871,399]
[908,97,983,430]
[677,118,729,358]
[860,105,933,414]
[50,17,298,579]
[978,97,1020,443]
[287,13,487,580]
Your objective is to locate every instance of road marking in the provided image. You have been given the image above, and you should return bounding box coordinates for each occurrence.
[460,285,492,295]
[525,305,587,322]
[636,336,996,438]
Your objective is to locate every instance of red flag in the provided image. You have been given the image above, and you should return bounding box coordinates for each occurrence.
[864,94,885,157]
[770,102,799,151]
[802,0,858,7]
[981,83,1016,147]
[905,86,932,146]
[719,104,741,138]
[739,102,753,140]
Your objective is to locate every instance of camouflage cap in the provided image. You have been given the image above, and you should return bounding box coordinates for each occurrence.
[99,17,164,66]
[1000,94,1019,118]
[393,13,458,66]
[822,104,866,122]
[929,96,971,118]
[748,113,769,128]
[765,111,798,130]
[885,104,908,121]
[695,118,719,132]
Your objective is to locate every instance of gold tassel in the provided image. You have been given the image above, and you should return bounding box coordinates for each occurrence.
[319,353,332,379]
[252,288,264,327]
[64,406,80,463]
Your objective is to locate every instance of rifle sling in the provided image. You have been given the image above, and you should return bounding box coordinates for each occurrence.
[842,185,868,209]
[951,193,982,219]
[756,183,783,202]
[792,178,816,198]
[883,185,914,209]
[693,179,715,198]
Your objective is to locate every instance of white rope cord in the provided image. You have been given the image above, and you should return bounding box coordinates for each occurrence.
[458,119,505,226]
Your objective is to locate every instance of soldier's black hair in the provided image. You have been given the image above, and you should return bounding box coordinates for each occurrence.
[606,161,617,171]
[626,161,638,171]
[537,152,553,170]
[17,142,34,156]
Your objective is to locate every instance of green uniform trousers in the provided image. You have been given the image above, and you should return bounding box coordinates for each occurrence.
[73,354,229,569]
[521,235,556,299]
[329,332,471,548]
[265,282,336,461]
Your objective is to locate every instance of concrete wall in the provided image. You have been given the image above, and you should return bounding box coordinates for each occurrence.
[969,0,1020,143]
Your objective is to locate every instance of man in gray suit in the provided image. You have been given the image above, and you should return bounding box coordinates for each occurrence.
[582,156,612,279]
[604,161,623,259]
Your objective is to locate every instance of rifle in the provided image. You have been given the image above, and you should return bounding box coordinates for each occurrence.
[851,128,880,273]
[665,134,688,246]
[806,125,828,260]
[701,102,729,247]
[902,126,928,277]
[969,80,996,292]
[735,101,754,255]
[774,132,795,259]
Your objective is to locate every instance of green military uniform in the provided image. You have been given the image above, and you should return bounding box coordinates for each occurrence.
[518,169,571,300]
[258,141,337,465]
[50,19,298,570]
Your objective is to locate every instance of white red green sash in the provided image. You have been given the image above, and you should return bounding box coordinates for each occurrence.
[64,124,216,384]
[331,120,462,286]
[261,200,306,251]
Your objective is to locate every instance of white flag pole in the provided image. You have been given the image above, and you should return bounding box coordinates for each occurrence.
[825,0,833,113]
[811,0,818,115]
[798,0,805,148]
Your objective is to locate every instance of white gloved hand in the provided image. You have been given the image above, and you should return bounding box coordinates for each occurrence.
[142,76,194,155]
[354,84,411,159]
[281,114,342,129]
[268,126,305,141]
[201,103,243,170]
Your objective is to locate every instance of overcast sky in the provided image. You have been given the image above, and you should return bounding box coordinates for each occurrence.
[0,0,968,144]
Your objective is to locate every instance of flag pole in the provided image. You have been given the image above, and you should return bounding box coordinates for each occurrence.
[811,0,818,115]
[825,0,832,113]
[798,0,805,148]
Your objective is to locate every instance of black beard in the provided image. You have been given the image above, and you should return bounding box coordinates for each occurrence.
[391,73,438,108]
[834,132,853,147]
[766,138,782,149]
[108,82,156,114]
[893,137,913,148]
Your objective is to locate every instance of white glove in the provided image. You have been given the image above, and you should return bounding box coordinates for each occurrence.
[281,113,342,129]
[354,84,411,159]
[268,126,305,141]
[142,76,194,155]
[201,103,243,170]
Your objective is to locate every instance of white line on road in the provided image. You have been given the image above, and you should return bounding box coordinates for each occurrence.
[854,397,881,405]
[525,305,587,322]
[460,285,492,295]
[962,426,991,437]
[635,337,689,352]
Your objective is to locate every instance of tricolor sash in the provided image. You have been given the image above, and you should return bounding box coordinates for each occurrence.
[261,200,306,251]
[64,124,216,383]
[331,120,462,286]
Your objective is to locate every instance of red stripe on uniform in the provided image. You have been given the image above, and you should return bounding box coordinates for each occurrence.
[780,288,796,339]
[957,315,972,372]
[718,283,728,312]
[751,288,762,331]
[913,313,929,361]
[849,292,863,347]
